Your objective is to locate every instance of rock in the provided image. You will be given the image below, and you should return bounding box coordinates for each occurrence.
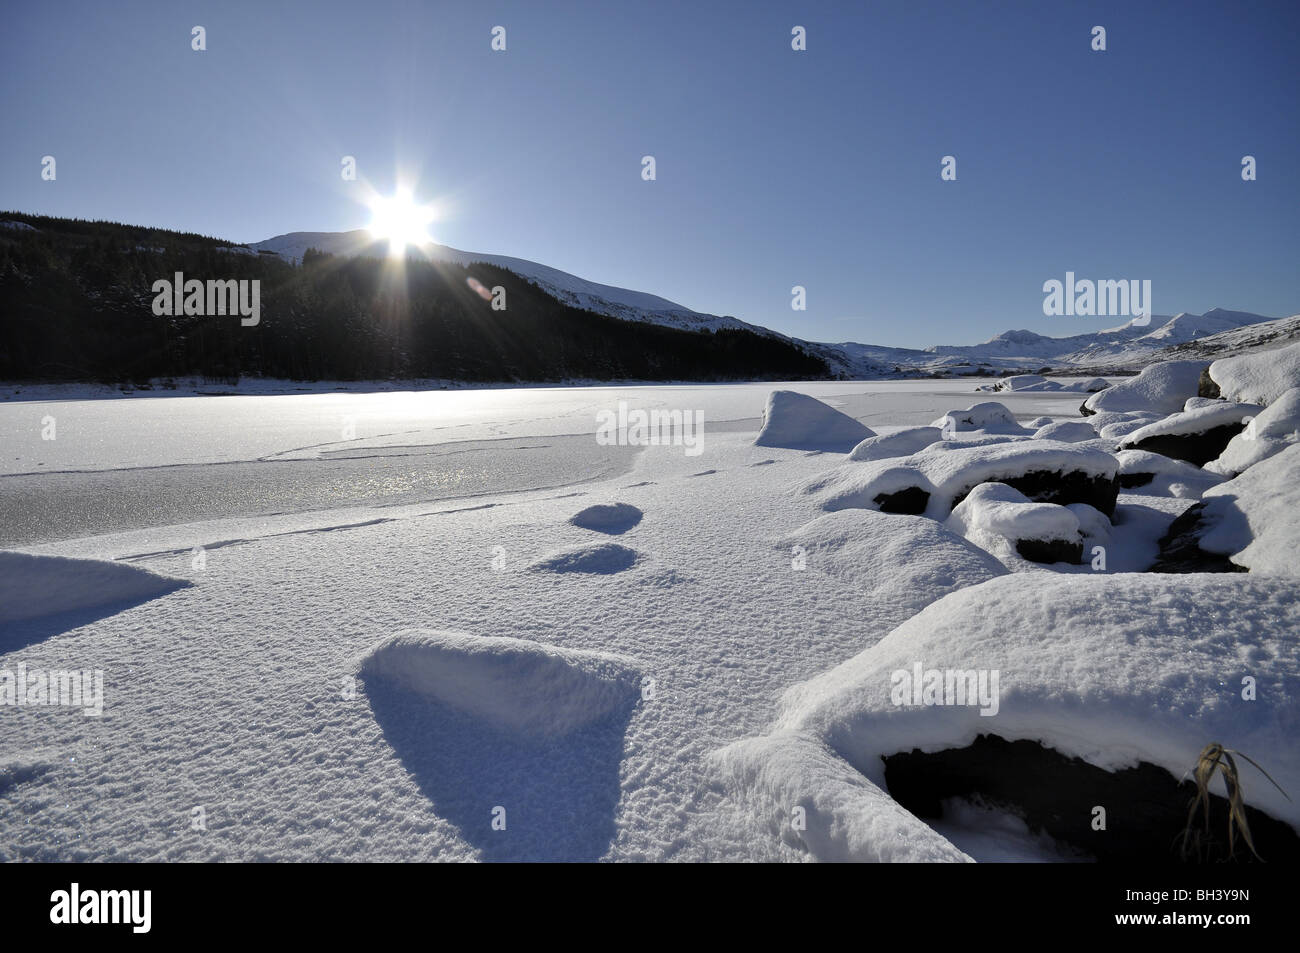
[1118,401,1261,466]
[1082,360,1208,416]
[1148,503,1248,573]
[755,390,874,453]
[1208,340,1300,405]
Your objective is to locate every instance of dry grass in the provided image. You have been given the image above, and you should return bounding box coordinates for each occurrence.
[1179,743,1290,861]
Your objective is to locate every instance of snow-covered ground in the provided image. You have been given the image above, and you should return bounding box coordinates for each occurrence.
[2,375,1296,862]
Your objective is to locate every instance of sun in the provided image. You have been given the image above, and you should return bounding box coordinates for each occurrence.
[366,189,436,255]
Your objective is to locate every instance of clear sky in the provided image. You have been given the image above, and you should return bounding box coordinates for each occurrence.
[2,0,1297,348]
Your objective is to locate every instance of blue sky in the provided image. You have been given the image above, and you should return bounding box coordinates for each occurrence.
[2,0,1296,348]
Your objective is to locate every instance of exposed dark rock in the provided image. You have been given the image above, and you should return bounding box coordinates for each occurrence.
[1015,538,1083,564]
[1149,502,1247,573]
[873,486,930,515]
[1124,422,1245,467]
[1198,367,1222,400]
[1078,400,1095,417]
[952,470,1120,517]
[1119,472,1155,489]
[883,734,1299,863]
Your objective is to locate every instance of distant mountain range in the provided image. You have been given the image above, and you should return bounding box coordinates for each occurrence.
[249,229,1300,378]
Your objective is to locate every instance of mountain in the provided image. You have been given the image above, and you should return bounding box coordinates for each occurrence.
[249,231,770,335]
[0,213,828,384]
[249,229,1293,378]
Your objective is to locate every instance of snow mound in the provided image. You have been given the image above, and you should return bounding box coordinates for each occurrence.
[1097,412,1164,440]
[1117,401,1261,466]
[994,375,1046,391]
[778,510,1006,611]
[944,483,1081,565]
[719,573,1300,862]
[803,439,1119,519]
[1082,360,1207,416]
[0,551,189,625]
[359,629,642,738]
[1197,443,1300,574]
[1206,387,1300,477]
[754,390,874,453]
[1120,401,1260,444]
[931,401,1028,435]
[1032,420,1097,443]
[568,502,643,535]
[1209,341,1300,406]
[847,426,942,462]
[1115,449,1224,498]
[530,542,640,574]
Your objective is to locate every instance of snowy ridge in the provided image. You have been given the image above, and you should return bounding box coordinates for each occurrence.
[248,229,1294,379]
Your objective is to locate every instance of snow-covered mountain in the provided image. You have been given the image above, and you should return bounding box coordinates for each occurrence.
[249,231,771,336]
[247,229,1292,378]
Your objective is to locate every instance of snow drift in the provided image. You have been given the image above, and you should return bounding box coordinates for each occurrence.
[718,573,1300,862]
[0,551,189,626]
[358,629,643,739]
[755,391,874,453]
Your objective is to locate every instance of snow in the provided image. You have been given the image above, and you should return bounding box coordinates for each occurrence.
[944,483,1080,562]
[804,439,1119,518]
[3,375,1297,863]
[1209,340,1300,406]
[1118,400,1260,445]
[718,573,1300,862]
[1114,449,1224,499]
[358,629,642,739]
[848,426,942,462]
[754,390,874,453]
[529,542,641,574]
[1096,412,1164,440]
[1082,361,1207,416]
[1197,443,1300,574]
[777,510,1006,611]
[1206,387,1300,477]
[994,375,1046,391]
[931,401,1029,435]
[1032,420,1097,443]
[0,551,188,626]
[568,502,643,535]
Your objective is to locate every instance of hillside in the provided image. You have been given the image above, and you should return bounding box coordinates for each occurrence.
[0,214,829,384]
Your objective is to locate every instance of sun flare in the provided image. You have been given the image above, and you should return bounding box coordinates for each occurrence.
[366,189,436,255]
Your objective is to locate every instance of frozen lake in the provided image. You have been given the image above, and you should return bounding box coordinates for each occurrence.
[1,381,1092,545]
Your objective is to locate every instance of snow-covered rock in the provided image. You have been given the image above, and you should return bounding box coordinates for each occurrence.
[778,509,1006,610]
[1118,401,1261,466]
[1032,420,1097,443]
[994,375,1046,392]
[358,629,642,738]
[755,391,874,453]
[944,483,1082,565]
[1206,387,1300,477]
[847,426,943,462]
[0,551,188,626]
[931,401,1029,435]
[1207,341,1300,406]
[1114,449,1224,498]
[1192,443,1300,575]
[802,439,1120,518]
[1081,360,1207,416]
[718,573,1300,862]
